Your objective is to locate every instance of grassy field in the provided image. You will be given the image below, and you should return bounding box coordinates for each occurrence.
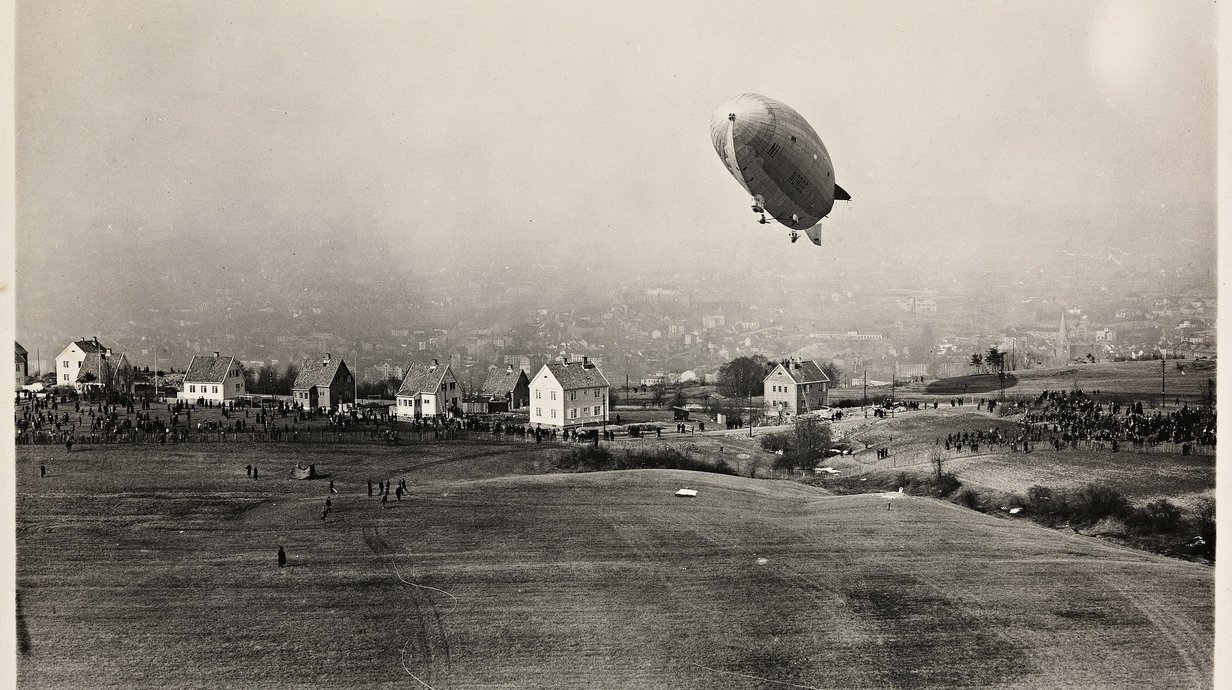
[907,360,1216,404]
[15,439,1213,688]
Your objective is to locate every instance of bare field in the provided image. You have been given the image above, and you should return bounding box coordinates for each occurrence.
[15,441,1212,689]
[901,360,1216,404]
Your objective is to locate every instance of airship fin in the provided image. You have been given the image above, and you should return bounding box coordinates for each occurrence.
[834,184,852,201]
[805,226,824,246]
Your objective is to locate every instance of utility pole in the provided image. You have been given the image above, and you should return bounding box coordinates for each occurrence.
[890,360,897,418]
[1161,349,1166,409]
[863,368,868,409]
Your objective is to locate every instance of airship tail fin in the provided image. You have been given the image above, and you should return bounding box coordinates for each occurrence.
[834,183,851,201]
[805,226,824,246]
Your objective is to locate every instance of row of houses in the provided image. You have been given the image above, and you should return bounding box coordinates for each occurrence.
[37,338,827,426]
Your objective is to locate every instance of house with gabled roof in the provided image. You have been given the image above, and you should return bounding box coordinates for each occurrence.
[763,357,830,418]
[395,359,459,419]
[56,337,107,390]
[479,364,530,411]
[183,352,246,403]
[291,353,356,410]
[529,356,609,429]
[15,341,28,382]
[77,350,134,396]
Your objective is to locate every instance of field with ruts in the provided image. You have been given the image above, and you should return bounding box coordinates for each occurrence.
[15,441,1212,688]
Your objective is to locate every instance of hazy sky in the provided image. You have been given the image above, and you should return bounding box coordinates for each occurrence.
[16,0,1217,276]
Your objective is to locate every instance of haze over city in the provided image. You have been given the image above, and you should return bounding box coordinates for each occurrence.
[17,1,1216,366]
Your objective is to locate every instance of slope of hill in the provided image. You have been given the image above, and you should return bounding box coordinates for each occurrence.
[15,444,1212,688]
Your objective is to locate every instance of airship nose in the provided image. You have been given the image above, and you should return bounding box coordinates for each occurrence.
[710,94,772,144]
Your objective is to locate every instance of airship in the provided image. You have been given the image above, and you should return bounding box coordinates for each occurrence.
[710,93,849,245]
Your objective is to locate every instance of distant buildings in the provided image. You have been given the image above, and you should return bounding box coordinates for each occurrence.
[763,358,830,418]
[78,351,134,396]
[292,353,356,410]
[529,357,609,428]
[15,341,28,381]
[395,359,459,419]
[183,352,246,402]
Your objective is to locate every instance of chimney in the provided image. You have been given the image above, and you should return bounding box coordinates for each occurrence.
[507,365,513,373]
[431,358,438,367]
[214,351,220,358]
[106,348,113,358]
[582,356,590,368]
[324,353,331,365]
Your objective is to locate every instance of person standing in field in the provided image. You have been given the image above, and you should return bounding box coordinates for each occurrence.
[253,467,259,480]
[367,479,373,496]
[278,546,286,568]
[39,464,46,478]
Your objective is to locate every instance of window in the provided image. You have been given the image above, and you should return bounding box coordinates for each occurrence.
[570,408,577,418]
[189,385,196,393]
[63,374,68,381]
[551,409,556,418]
[63,360,68,368]
[593,406,600,416]
[550,391,556,401]
[213,386,219,393]
[535,390,541,399]
[595,389,600,398]
[535,407,541,417]
[569,391,576,401]
[449,382,455,390]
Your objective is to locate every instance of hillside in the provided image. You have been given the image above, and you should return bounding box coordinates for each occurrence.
[15,443,1212,688]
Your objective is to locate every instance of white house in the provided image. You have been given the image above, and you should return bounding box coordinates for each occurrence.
[55,337,108,390]
[529,357,609,428]
[183,352,246,402]
[763,358,830,418]
[395,359,459,419]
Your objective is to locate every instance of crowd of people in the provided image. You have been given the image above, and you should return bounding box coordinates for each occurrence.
[1022,389,1215,453]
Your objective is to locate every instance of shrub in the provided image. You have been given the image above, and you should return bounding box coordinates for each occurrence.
[759,432,792,454]
[1127,499,1184,534]
[932,472,962,498]
[956,488,981,510]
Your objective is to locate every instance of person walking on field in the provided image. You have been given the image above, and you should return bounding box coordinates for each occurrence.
[246,464,252,477]
[381,493,388,508]
[39,464,46,478]
[278,546,287,568]
[253,467,259,480]
[367,479,373,497]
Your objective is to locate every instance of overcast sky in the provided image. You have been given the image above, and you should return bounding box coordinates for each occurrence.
[16,0,1217,276]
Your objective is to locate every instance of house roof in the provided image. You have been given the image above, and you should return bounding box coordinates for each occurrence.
[184,354,237,383]
[15,341,27,357]
[76,352,113,385]
[72,338,107,354]
[480,367,526,397]
[540,361,609,390]
[293,357,347,390]
[396,362,451,396]
[764,360,830,385]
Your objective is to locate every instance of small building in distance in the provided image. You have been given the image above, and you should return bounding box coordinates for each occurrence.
[395,359,459,419]
[183,352,247,403]
[15,341,28,382]
[292,353,356,410]
[477,364,531,412]
[529,357,609,429]
[763,358,830,419]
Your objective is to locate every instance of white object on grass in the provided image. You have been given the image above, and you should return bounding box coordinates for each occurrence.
[675,489,698,498]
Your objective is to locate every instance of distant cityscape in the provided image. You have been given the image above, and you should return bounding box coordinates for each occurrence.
[16,234,1214,396]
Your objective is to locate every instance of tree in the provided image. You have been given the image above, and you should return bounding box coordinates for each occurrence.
[651,386,666,407]
[969,353,983,373]
[669,389,687,409]
[717,355,770,398]
[986,346,1005,372]
[820,360,843,386]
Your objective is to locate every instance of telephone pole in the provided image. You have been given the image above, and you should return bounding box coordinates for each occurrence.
[1161,349,1166,409]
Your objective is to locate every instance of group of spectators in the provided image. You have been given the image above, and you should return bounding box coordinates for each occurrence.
[1021,389,1216,453]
